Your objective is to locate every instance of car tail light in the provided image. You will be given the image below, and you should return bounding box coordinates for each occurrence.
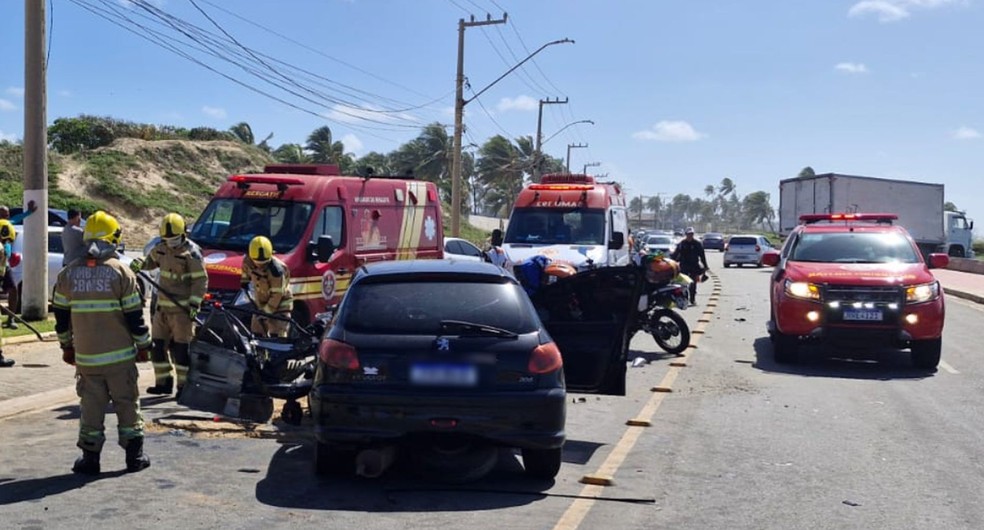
[724,244,729,251]
[528,342,563,374]
[319,339,360,371]
[755,245,761,252]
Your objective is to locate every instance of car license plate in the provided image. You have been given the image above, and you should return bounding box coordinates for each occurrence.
[410,363,478,387]
[843,309,883,321]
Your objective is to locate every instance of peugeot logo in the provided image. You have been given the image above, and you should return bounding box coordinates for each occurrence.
[436,338,450,351]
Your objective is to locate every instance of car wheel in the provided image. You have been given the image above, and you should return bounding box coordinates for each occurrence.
[772,333,799,364]
[756,261,764,268]
[723,263,730,268]
[314,442,357,476]
[522,447,562,479]
[911,339,942,370]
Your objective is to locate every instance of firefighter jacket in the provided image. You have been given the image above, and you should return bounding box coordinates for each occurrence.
[0,241,8,276]
[241,256,293,314]
[142,239,208,312]
[53,256,151,372]
[670,238,708,273]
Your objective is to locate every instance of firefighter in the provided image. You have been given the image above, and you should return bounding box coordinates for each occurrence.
[241,235,293,337]
[670,227,709,304]
[129,213,207,396]
[0,220,19,367]
[53,211,152,475]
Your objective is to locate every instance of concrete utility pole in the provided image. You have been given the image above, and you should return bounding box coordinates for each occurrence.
[582,161,600,175]
[566,143,588,174]
[532,97,567,183]
[23,0,49,321]
[450,13,507,238]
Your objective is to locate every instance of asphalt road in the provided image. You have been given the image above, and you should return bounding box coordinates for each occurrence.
[2,253,983,529]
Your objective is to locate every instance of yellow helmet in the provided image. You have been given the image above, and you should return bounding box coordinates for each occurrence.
[160,213,186,239]
[248,235,274,263]
[0,219,16,242]
[83,210,122,246]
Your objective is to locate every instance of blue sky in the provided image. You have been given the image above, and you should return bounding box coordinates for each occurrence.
[1,0,982,230]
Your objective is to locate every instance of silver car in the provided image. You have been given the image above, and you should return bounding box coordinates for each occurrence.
[723,235,774,268]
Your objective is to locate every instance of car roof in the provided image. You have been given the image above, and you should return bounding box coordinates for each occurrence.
[703,232,723,237]
[355,259,512,280]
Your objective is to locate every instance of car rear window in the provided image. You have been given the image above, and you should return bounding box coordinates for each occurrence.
[341,280,539,335]
[790,232,919,263]
[647,236,672,245]
[729,237,757,246]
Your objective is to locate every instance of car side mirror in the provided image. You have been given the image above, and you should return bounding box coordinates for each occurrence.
[970,221,975,230]
[928,253,949,269]
[316,235,335,263]
[608,231,625,250]
[762,251,781,267]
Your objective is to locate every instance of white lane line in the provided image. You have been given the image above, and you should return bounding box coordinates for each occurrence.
[939,360,960,375]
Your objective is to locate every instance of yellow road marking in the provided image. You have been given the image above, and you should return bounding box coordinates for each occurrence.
[554,273,719,530]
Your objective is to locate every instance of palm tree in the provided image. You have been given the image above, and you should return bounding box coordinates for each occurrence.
[646,196,663,227]
[797,166,815,179]
[272,143,308,163]
[742,191,775,232]
[229,122,255,145]
[305,126,335,163]
[718,177,736,197]
[629,197,645,221]
[704,184,716,199]
[477,135,525,215]
[354,151,393,176]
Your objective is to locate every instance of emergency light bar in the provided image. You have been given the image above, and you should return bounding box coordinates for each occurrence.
[800,213,898,224]
[528,184,594,191]
[229,175,305,192]
[540,174,595,184]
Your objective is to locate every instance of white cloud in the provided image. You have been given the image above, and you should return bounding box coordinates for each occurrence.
[57,89,72,97]
[5,87,24,97]
[632,120,706,142]
[952,126,981,140]
[0,130,17,142]
[0,99,15,112]
[341,133,364,154]
[496,95,537,112]
[848,0,965,23]
[201,105,227,119]
[835,62,869,74]
[322,104,419,125]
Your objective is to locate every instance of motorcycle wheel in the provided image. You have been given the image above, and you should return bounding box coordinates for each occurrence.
[647,308,690,355]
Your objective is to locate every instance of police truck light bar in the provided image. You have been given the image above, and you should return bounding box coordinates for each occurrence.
[799,213,898,224]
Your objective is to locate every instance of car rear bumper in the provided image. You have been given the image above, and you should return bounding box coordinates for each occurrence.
[310,386,566,450]
[724,252,760,263]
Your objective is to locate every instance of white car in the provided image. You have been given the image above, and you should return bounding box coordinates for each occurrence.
[10,226,145,303]
[443,237,487,263]
[643,234,676,256]
[723,234,775,268]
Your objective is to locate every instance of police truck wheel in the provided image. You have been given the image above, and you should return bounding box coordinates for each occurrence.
[522,447,562,479]
[911,339,942,370]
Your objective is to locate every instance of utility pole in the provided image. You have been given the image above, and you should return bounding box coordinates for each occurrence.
[450,13,507,237]
[532,97,567,182]
[23,0,48,321]
[582,161,600,175]
[566,143,588,174]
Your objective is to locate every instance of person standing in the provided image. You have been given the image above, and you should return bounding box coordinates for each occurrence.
[0,200,36,329]
[61,209,86,267]
[53,211,152,475]
[484,229,511,269]
[130,213,207,396]
[241,235,293,337]
[0,220,19,368]
[670,227,709,304]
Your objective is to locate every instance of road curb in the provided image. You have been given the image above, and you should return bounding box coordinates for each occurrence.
[943,287,984,306]
[4,331,57,345]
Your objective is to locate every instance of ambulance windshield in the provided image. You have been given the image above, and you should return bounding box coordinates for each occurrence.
[191,198,314,253]
[504,208,606,246]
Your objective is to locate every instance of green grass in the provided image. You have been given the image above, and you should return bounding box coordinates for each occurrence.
[2,317,57,339]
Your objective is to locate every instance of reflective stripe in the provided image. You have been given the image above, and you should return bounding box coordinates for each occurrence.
[188,296,203,306]
[121,292,142,311]
[185,271,207,279]
[157,298,189,308]
[79,427,105,441]
[53,292,71,309]
[158,270,181,280]
[269,287,284,293]
[76,346,136,367]
[70,299,122,313]
[131,332,151,346]
[57,331,73,342]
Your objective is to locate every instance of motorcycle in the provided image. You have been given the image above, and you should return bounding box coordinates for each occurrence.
[630,280,691,355]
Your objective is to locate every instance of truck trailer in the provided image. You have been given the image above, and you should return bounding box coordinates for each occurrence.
[778,173,974,258]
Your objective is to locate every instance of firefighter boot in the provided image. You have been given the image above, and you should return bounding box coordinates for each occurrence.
[146,340,174,395]
[125,438,151,473]
[72,450,101,475]
[0,351,14,368]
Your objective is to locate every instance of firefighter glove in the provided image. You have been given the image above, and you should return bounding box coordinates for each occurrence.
[189,306,198,321]
[129,257,145,274]
[135,347,151,363]
[61,346,76,366]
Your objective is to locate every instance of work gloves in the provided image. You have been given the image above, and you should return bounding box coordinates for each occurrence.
[189,306,199,321]
[129,257,145,274]
[136,347,151,363]
[61,346,75,366]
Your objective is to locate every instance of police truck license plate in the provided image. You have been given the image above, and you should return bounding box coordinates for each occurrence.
[843,309,883,321]
[410,363,478,386]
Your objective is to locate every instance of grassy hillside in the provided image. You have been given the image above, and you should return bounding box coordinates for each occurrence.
[0,138,492,248]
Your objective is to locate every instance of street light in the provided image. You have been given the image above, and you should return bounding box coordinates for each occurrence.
[582,161,600,175]
[451,37,575,236]
[534,119,594,181]
[541,119,594,147]
[566,143,588,173]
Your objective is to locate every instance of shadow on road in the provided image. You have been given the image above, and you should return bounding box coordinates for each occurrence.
[255,440,565,512]
[750,337,935,380]
[0,471,128,505]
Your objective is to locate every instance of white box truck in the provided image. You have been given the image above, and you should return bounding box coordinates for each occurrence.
[779,173,975,257]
